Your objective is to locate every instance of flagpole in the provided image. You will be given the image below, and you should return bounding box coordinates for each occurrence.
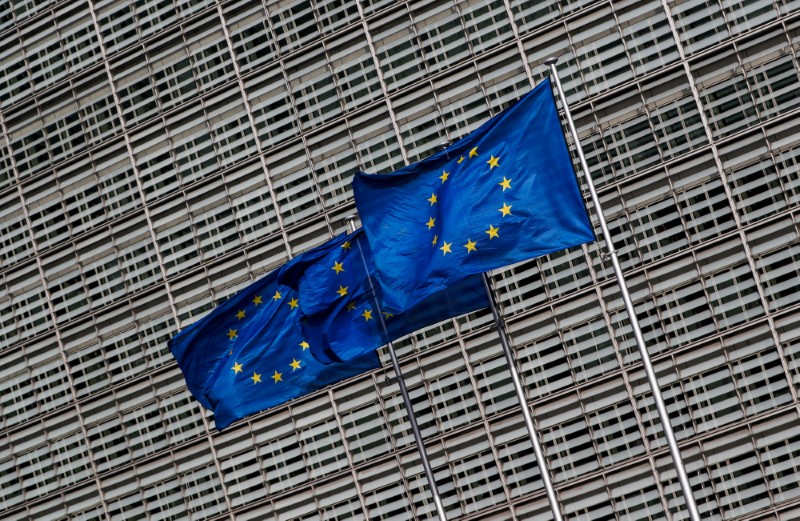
[545,57,702,521]
[345,215,448,521]
[481,273,565,521]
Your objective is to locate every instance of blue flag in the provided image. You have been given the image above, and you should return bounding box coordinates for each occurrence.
[279,229,487,364]
[352,78,594,311]
[168,254,380,430]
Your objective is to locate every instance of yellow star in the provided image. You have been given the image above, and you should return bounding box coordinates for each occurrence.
[251,372,262,384]
[227,329,237,340]
[253,295,263,306]
[486,225,499,239]
[431,234,438,246]
[440,241,452,255]
[499,177,512,191]
[290,359,301,371]
[499,202,512,217]
[426,217,436,230]
[465,239,477,253]
[457,155,465,164]
[427,193,437,206]
[300,341,310,350]
[362,309,373,321]
[347,301,357,311]
[439,170,449,183]
[232,362,243,374]
[336,285,348,297]
[236,310,245,320]
[332,261,344,274]
[382,311,394,319]
[272,290,281,301]
[469,147,479,158]
[288,297,299,309]
[487,155,500,169]
[271,370,282,383]
[341,241,351,250]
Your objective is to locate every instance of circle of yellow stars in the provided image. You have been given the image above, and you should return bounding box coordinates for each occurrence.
[227,287,310,387]
[427,146,511,255]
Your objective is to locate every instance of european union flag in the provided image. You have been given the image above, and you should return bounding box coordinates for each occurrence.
[279,229,487,364]
[168,254,380,430]
[352,78,594,312]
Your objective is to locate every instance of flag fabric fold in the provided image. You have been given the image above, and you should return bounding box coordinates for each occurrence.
[352,78,595,312]
[168,253,380,430]
[279,229,488,364]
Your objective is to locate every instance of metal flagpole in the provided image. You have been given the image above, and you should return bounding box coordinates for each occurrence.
[481,273,565,521]
[545,57,702,521]
[344,215,448,521]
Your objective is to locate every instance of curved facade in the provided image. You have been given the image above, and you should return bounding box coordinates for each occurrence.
[2,1,800,520]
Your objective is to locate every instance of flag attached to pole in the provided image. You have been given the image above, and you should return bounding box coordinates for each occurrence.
[279,229,488,364]
[352,78,594,312]
[168,253,380,430]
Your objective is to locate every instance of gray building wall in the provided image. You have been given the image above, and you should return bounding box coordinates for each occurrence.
[1,0,800,520]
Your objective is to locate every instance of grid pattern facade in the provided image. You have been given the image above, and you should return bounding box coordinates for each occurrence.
[2,0,800,520]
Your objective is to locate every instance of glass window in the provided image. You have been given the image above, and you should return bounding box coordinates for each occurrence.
[112,51,159,127]
[476,47,530,114]
[224,161,280,245]
[223,1,276,75]
[0,31,31,107]
[205,87,258,168]
[434,66,491,138]
[369,7,425,92]
[671,0,730,55]
[490,415,542,500]
[95,0,139,56]
[268,141,323,226]
[413,1,470,75]
[752,410,800,504]
[722,0,777,36]
[705,427,771,518]
[315,0,358,35]
[421,346,481,433]
[562,475,614,521]
[642,70,708,161]
[56,3,102,75]
[569,7,633,96]
[349,105,404,174]
[446,427,506,514]
[285,44,342,129]
[524,26,584,103]
[21,14,67,91]
[357,460,413,520]
[538,392,600,482]
[0,191,34,266]
[307,121,358,209]
[508,0,559,36]
[244,65,298,149]
[147,32,198,113]
[460,0,513,55]
[269,0,319,54]
[326,29,382,112]
[251,412,309,494]
[129,120,178,202]
[616,0,679,76]
[185,14,236,93]
[134,0,177,39]
[393,85,444,162]
[335,377,392,465]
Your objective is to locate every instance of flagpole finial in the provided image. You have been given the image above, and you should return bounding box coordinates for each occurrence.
[343,214,358,232]
[439,140,451,151]
[544,57,559,66]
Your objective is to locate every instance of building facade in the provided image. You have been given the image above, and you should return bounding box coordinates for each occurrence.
[2,0,800,519]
